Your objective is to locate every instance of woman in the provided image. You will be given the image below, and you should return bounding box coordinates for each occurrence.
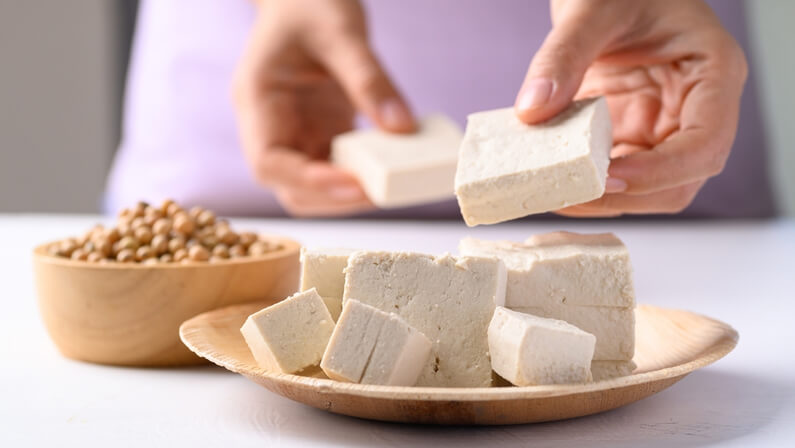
[106,0,776,219]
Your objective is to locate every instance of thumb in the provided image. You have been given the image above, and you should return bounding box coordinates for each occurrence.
[319,34,416,133]
[514,14,614,124]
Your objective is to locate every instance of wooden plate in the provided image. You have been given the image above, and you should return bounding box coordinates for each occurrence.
[179,303,737,425]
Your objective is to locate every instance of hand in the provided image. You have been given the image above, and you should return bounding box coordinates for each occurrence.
[233,0,415,217]
[514,0,747,217]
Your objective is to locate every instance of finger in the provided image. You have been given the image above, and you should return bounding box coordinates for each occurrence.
[611,30,746,193]
[232,72,362,194]
[558,180,706,215]
[608,80,739,194]
[269,156,376,217]
[276,180,375,218]
[316,33,416,133]
[553,208,623,218]
[611,143,649,159]
[251,146,368,196]
[515,4,620,124]
[578,65,685,148]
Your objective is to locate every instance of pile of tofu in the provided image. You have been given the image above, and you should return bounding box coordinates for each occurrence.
[240,231,636,388]
[240,96,629,387]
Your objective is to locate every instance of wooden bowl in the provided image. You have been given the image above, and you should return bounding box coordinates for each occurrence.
[180,304,738,425]
[33,236,300,367]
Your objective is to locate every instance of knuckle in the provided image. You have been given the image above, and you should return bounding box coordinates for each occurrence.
[352,64,387,97]
[732,44,749,83]
[277,192,309,217]
[231,78,247,107]
[709,29,748,83]
[312,19,365,57]
[250,153,277,186]
[667,187,699,214]
[231,69,260,107]
[705,149,729,178]
[533,42,581,76]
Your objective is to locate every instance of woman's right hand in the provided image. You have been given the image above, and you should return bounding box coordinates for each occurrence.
[233,0,415,217]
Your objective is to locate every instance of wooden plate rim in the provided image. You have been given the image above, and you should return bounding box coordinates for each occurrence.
[179,303,739,401]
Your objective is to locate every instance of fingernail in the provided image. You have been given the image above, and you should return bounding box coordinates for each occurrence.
[605,177,628,193]
[516,78,554,111]
[329,185,366,201]
[379,99,415,132]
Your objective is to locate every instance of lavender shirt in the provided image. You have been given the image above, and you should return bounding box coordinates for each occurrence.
[106,0,776,218]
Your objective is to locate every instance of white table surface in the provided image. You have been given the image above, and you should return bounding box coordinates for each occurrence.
[2,214,794,447]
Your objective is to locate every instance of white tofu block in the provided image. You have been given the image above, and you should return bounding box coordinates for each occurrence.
[320,299,385,383]
[300,247,357,298]
[343,251,507,387]
[488,307,595,386]
[511,305,634,361]
[454,97,612,226]
[321,299,432,386]
[331,115,463,208]
[591,360,637,381]
[459,231,635,308]
[240,288,335,373]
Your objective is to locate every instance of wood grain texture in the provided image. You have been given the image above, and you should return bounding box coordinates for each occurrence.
[179,303,738,425]
[33,236,301,367]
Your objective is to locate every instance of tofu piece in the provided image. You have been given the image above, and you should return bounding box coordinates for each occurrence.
[300,247,357,298]
[459,232,635,308]
[488,307,595,386]
[321,299,432,386]
[299,247,357,321]
[591,360,637,381]
[320,296,343,322]
[331,115,463,208]
[343,251,507,387]
[454,97,612,226]
[320,299,385,383]
[240,288,335,373]
[512,306,634,361]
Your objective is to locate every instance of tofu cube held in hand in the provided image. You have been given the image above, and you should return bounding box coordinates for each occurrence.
[455,97,612,226]
[332,115,462,208]
[321,299,432,386]
[488,307,596,386]
[240,288,335,373]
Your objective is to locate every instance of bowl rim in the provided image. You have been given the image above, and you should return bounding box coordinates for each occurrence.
[32,234,301,269]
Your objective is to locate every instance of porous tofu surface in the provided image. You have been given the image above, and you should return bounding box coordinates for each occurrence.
[321,299,432,386]
[512,306,635,361]
[591,360,637,381]
[488,307,596,386]
[300,247,357,298]
[343,251,506,387]
[459,232,635,308]
[240,288,335,373]
[454,97,611,225]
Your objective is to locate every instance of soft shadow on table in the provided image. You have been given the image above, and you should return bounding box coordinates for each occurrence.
[232,369,792,447]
